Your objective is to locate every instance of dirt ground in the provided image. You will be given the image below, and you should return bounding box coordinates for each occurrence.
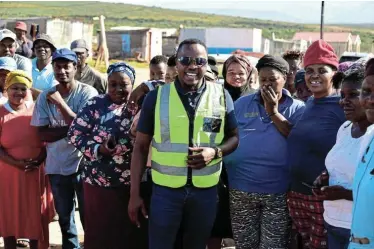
[0,211,235,249]
[133,67,150,88]
[0,210,83,249]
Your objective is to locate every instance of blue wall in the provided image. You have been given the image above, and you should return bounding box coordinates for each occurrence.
[207,47,253,54]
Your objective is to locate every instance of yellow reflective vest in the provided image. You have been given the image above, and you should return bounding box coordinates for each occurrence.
[151,81,226,188]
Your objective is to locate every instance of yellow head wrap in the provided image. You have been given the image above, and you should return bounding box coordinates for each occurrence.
[5,70,32,90]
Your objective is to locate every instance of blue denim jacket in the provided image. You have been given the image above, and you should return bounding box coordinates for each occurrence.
[350,135,374,248]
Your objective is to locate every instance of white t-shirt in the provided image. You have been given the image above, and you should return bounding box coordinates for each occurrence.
[324,121,374,229]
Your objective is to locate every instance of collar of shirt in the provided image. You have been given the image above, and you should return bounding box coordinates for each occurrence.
[4,100,33,114]
[78,64,91,78]
[32,58,52,73]
[174,77,206,96]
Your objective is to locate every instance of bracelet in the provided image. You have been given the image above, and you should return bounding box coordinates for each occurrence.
[268,112,278,117]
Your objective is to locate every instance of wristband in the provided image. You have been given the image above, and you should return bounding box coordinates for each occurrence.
[268,112,278,117]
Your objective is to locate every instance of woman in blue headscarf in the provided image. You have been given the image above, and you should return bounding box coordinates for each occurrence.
[68,62,150,249]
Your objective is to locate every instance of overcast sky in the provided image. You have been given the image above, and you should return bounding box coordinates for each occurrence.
[103,0,374,24]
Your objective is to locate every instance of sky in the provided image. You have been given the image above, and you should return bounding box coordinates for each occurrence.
[102,0,374,24]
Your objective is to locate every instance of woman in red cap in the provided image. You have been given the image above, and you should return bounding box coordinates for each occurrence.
[287,40,346,249]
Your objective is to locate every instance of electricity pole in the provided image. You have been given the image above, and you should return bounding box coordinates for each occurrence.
[320,1,325,40]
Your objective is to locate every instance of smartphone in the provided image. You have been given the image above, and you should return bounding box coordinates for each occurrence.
[302,182,318,189]
[107,135,117,150]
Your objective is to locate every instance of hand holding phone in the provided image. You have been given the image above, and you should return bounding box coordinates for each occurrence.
[302,182,318,189]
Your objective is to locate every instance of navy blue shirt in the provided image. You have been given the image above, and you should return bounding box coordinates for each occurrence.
[224,89,305,194]
[137,79,237,137]
[288,95,346,195]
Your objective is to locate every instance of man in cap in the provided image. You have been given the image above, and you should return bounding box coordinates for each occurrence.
[31,34,57,99]
[71,39,107,94]
[294,69,312,102]
[0,57,17,104]
[0,29,32,76]
[14,21,33,58]
[31,48,98,249]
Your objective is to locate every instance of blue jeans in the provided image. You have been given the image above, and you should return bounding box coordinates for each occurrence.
[49,173,85,249]
[149,184,218,249]
[325,222,350,249]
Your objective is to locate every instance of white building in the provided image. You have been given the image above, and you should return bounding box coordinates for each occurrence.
[179,28,262,55]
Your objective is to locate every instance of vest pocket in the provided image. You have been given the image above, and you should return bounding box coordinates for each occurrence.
[203,117,223,133]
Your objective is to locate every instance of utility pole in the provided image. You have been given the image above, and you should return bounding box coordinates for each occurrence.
[320,1,325,40]
[93,15,109,69]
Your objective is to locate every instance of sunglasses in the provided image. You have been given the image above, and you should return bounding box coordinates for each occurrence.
[178,57,207,67]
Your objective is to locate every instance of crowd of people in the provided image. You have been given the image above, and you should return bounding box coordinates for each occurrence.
[0,20,374,249]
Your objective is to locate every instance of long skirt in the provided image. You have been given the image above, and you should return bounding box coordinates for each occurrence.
[0,164,55,249]
[83,181,152,249]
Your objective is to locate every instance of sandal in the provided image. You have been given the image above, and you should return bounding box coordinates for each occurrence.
[16,239,29,248]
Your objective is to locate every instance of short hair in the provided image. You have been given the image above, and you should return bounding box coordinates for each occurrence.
[282,50,304,61]
[167,54,176,67]
[339,71,365,89]
[176,39,207,56]
[150,55,168,65]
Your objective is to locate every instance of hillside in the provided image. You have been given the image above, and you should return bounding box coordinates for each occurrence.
[1,1,373,52]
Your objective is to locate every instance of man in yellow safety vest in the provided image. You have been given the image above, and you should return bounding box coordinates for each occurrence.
[128,39,239,249]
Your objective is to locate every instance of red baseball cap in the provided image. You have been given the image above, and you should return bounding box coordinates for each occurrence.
[303,40,339,69]
[14,21,27,32]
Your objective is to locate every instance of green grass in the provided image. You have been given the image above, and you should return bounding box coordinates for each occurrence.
[87,59,149,73]
[1,1,374,52]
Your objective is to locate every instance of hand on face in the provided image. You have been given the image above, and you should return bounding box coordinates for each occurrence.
[261,85,279,114]
[258,67,285,114]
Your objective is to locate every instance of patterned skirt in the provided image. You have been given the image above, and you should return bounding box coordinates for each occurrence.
[288,191,328,249]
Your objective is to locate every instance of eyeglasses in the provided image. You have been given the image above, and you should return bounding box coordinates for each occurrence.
[178,57,207,67]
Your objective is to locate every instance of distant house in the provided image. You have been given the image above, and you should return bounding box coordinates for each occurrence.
[102,26,177,61]
[262,33,308,56]
[292,32,361,57]
[1,17,94,52]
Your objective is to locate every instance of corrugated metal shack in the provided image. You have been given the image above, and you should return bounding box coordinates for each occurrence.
[1,17,94,52]
[100,26,163,62]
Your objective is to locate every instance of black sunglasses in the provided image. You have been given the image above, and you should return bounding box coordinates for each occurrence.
[178,57,207,67]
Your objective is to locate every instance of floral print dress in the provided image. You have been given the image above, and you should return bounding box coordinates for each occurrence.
[68,94,137,187]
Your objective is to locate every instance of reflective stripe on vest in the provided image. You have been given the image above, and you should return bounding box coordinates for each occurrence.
[151,82,226,188]
[152,161,221,176]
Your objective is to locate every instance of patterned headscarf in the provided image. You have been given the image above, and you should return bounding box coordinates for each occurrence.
[344,57,368,79]
[338,61,354,73]
[107,62,136,85]
[5,70,32,90]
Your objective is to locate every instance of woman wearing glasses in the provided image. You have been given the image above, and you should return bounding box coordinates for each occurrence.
[287,40,346,249]
[224,55,305,249]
